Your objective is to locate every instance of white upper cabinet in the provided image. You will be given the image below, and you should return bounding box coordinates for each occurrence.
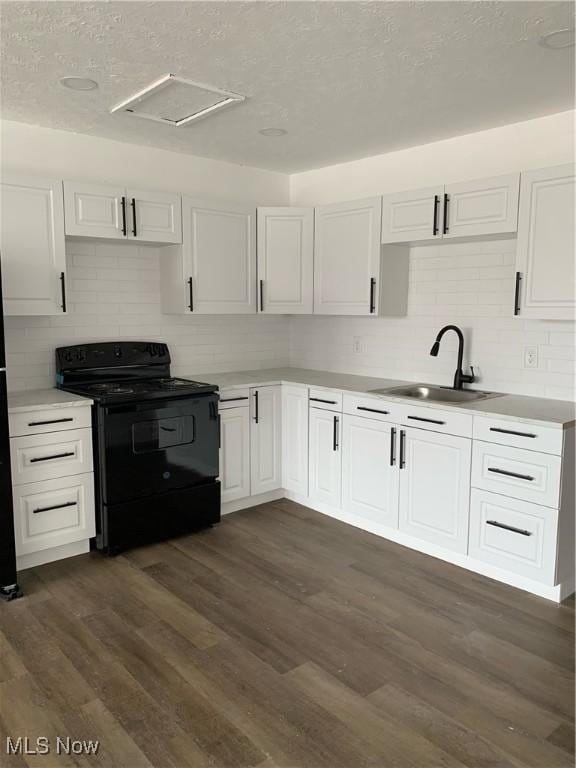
[314,197,381,315]
[514,164,575,320]
[1,175,67,316]
[257,207,314,314]
[250,386,282,496]
[63,181,182,244]
[443,174,520,239]
[381,186,443,244]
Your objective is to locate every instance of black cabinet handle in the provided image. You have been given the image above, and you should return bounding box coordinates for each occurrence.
[390,427,396,466]
[486,520,532,537]
[30,452,75,464]
[259,280,264,312]
[369,278,376,314]
[489,426,536,439]
[488,467,535,482]
[399,429,406,468]
[442,193,449,234]
[433,195,440,236]
[60,272,67,313]
[357,406,389,415]
[187,277,194,312]
[28,418,74,427]
[333,415,339,451]
[514,272,521,316]
[254,390,259,424]
[220,397,249,403]
[131,198,137,237]
[407,415,446,425]
[33,501,77,514]
[309,397,338,405]
[120,196,127,236]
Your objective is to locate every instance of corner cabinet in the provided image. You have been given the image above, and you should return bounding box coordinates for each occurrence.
[250,386,282,495]
[308,405,342,508]
[161,198,256,314]
[282,385,309,496]
[1,175,67,316]
[219,397,251,504]
[314,197,382,315]
[514,164,575,320]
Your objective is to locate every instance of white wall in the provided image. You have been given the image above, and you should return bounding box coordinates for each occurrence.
[290,111,575,204]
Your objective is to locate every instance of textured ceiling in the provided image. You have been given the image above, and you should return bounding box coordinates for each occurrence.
[1,1,574,172]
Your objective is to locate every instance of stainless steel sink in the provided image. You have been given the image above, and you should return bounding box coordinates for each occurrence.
[368,385,503,403]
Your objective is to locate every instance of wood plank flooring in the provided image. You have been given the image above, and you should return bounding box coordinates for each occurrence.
[1,499,574,767]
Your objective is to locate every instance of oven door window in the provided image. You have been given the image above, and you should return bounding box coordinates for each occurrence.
[132,415,195,453]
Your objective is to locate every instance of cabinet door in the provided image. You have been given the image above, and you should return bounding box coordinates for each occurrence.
[314,197,381,315]
[443,174,520,239]
[184,198,256,314]
[1,175,67,316]
[219,406,250,504]
[308,407,341,508]
[250,386,282,496]
[282,385,308,496]
[515,164,575,320]
[126,189,182,244]
[399,427,471,553]
[63,181,125,239]
[257,207,313,314]
[381,187,443,243]
[342,415,399,529]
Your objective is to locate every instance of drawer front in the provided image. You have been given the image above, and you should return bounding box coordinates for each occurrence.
[472,441,561,509]
[11,428,93,485]
[218,388,250,410]
[469,489,557,584]
[473,416,563,456]
[309,388,343,412]
[13,473,96,556]
[397,403,472,438]
[9,406,92,437]
[343,393,403,424]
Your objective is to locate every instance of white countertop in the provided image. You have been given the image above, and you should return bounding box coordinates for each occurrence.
[7,388,93,413]
[188,367,576,429]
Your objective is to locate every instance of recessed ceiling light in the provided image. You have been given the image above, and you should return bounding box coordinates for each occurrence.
[60,76,99,91]
[539,28,575,49]
[259,128,287,137]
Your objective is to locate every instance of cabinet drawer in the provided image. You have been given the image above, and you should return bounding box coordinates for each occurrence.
[11,428,93,486]
[343,393,402,423]
[309,388,343,412]
[398,403,472,438]
[469,489,558,584]
[9,406,92,437]
[13,473,96,556]
[218,389,250,410]
[472,441,561,509]
[473,416,563,456]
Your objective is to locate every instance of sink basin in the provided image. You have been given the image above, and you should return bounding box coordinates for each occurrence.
[368,385,503,403]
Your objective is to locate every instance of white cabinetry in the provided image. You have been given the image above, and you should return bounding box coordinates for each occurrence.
[126,188,182,243]
[257,207,314,314]
[219,396,251,504]
[1,175,67,316]
[514,164,575,320]
[308,405,342,508]
[381,186,444,243]
[282,385,308,496]
[250,386,282,496]
[314,197,381,315]
[161,199,256,314]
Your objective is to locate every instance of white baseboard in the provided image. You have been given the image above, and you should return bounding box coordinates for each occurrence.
[221,489,284,516]
[17,539,90,571]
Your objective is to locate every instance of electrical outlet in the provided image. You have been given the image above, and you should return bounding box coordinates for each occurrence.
[524,347,539,369]
[352,336,364,354]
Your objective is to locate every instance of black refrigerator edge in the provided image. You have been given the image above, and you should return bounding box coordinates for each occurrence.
[0,258,21,600]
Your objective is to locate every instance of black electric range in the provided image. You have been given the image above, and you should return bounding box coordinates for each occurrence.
[56,341,221,554]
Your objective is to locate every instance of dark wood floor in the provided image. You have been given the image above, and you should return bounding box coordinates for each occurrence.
[1,500,574,768]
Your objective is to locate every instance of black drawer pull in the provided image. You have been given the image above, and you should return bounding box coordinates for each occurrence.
[310,397,338,405]
[220,397,249,403]
[33,501,77,514]
[28,418,74,427]
[407,415,446,425]
[333,415,339,451]
[486,520,532,537]
[390,427,396,466]
[357,406,390,415]
[488,467,535,482]
[30,452,75,463]
[489,427,536,439]
[399,429,406,469]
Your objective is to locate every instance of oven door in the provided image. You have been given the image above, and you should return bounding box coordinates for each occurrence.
[101,394,219,505]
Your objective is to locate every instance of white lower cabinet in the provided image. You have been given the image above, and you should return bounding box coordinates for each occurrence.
[250,386,282,496]
[398,427,471,554]
[219,405,251,504]
[308,406,342,509]
[342,415,399,529]
[282,385,308,496]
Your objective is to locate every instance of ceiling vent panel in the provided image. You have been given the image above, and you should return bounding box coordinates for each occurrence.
[110,74,245,127]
